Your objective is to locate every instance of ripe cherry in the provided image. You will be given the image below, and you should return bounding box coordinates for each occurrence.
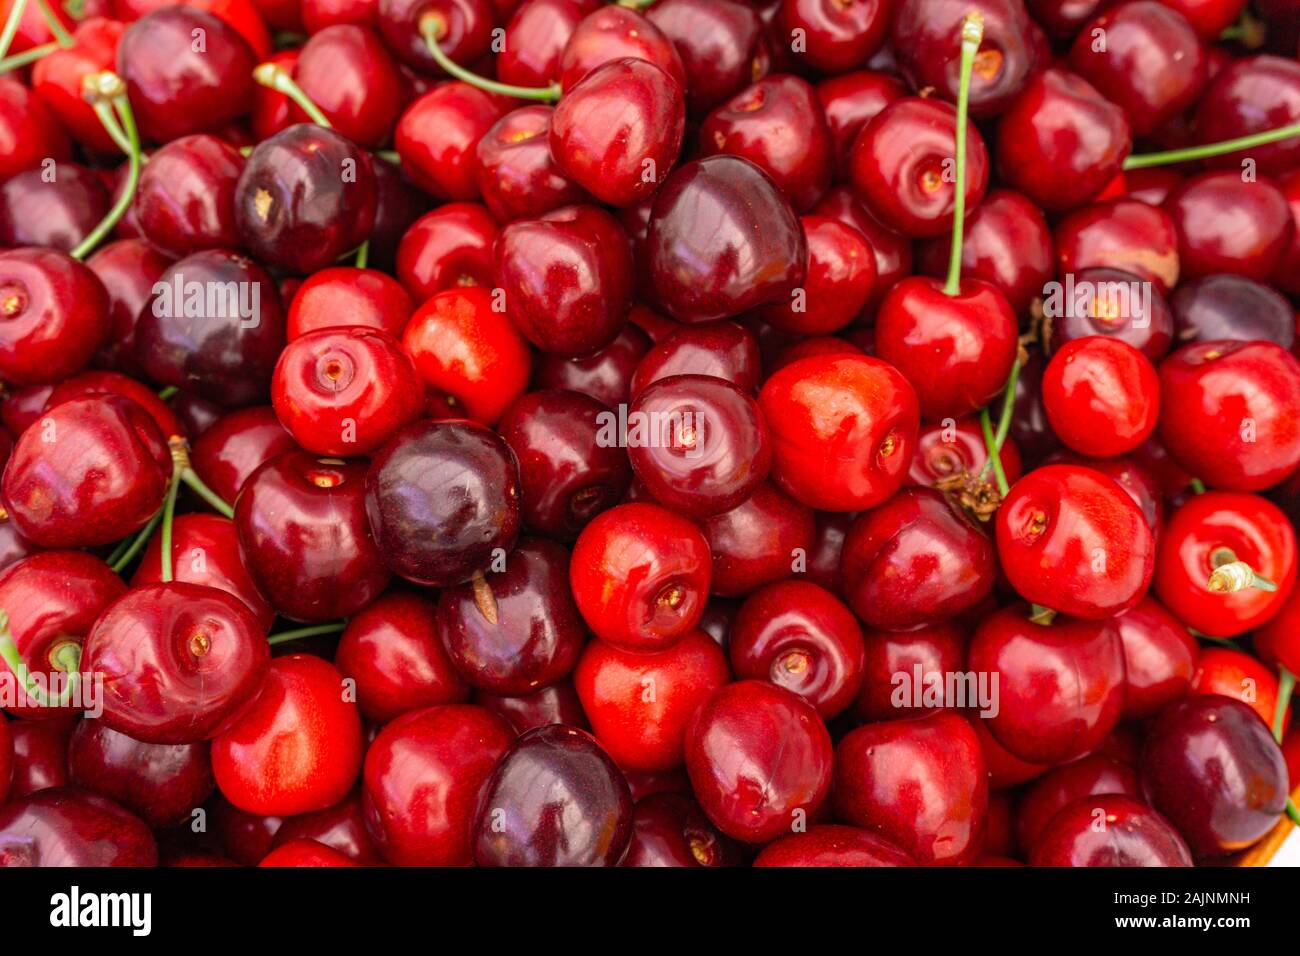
[699,481,815,598]
[1016,754,1142,853]
[44,370,184,443]
[269,790,383,864]
[854,622,967,723]
[497,0,598,88]
[1042,267,1174,362]
[534,322,651,408]
[292,25,404,148]
[1029,794,1193,867]
[259,839,359,867]
[630,321,760,397]
[754,825,915,867]
[0,249,110,387]
[395,202,498,299]
[0,788,157,867]
[396,82,506,200]
[286,266,412,341]
[1191,646,1287,731]
[761,217,875,336]
[1165,172,1293,281]
[558,4,684,92]
[908,416,1022,490]
[1170,274,1294,350]
[812,186,913,313]
[1192,55,1300,175]
[622,791,743,867]
[475,680,590,735]
[7,718,72,797]
[1054,198,1181,294]
[0,164,110,253]
[646,0,769,117]
[0,79,69,183]
[190,405,296,505]
[474,105,590,222]
[1114,596,1198,720]
[1042,336,1160,458]
[135,134,245,258]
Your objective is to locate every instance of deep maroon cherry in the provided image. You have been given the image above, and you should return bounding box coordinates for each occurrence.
[1192,55,1300,175]
[1043,266,1174,361]
[7,718,72,796]
[135,134,245,258]
[622,792,743,867]
[700,481,815,598]
[1113,595,1198,720]
[558,3,685,91]
[533,322,651,409]
[497,0,598,88]
[1170,274,1295,350]
[474,105,590,222]
[1016,753,1142,853]
[86,239,172,379]
[1029,794,1193,867]
[0,788,157,867]
[475,680,590,735]
[190,405,296,505]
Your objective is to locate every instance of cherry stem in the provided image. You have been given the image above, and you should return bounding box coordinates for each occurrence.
[178,467,235,519]
[1274,665,1294,745]
[91,99,133,155]
[1189,629,1238,648]
[420,14,561,102]
[253,61,332,127]
[267,621,346,646]
[1288,799,1300,828]
[0,0,30,65]
[0,610,76,709]
[157,385,177,400]
[159,444,186,584]
[354,240,369,270]
[1206,547,1277,593]
[0,38,57,73]
[35,0,72,46]
[1189,478,1207,495]
[108,507,163,573]
[943,12,984,297]
[1123,121,1300,170]
[978,407,1010,495]
[617,0,658,8]
[1028,604,1057,626]
[977,356,1021,486]
[71,75,140,260]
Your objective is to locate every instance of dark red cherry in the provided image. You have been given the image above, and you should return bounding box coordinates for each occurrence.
[630,321,760,397]
[1170,274,1294,350]
[396,202,498,299]
[0,78,70,182]
[646,0,769,117]
[811,186,913,313]
[475,680,590,735]
[135,134,245,258]
[853,622,967,723]
[0,788,156,867]
[293,25,404,148]
[45,370,184,444]
[208,792,282,865]
[473,724,633,866]
[0,164,109,253]
[0,248,110,387]
[779,0,890,73]
[190,405,296,505]
[136,250,287,408]
[497,0,598,88]
[1146,0,1244,36]
[269,791,383,864]
[1165,173,1293,282]
[1042,336,1159,458]
[7,718,72,797]
[1273,169,1300,297]
[1192,55,1300,176]
[907,416,1022,490]
[816,71,907,179]
[996,68,1131,212]
[1042,266,1174,362]
[699,480,814,598]
[495,204,633,356]
[1030,794,1193,867]
[1142,695,1289,859]
[475,105,590,222]
[363,704,513,865]
[83,582,270,744]
[850,97,989,238]
[649,155,806,323]
[1158,340,1300,491]
[86,239,172,379]
[378,0,494,74]
[1055,198,1181,294]
[365,419,522,587]
[534,322,651,409]
[287,266,413,341]
[1113,596,1197,720]
[834,711,987,866]
[558,4,685,91]
[1016,754,1142,853]
[996,464,1155,619]
[755,824,915,867]
[622,792,743,867]
[236,451,391,622]
[570,502,710,652]
[117,7,257,142]
[396,82,506,201]
[968,606,1125,764]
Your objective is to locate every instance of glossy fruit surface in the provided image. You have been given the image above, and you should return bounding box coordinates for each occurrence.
[1029,794,1193,867]
[0,788,157,867]
[1042,336,1160,458]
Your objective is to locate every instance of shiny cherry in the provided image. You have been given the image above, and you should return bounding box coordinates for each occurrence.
[622,791,743,867]
[0,248,110,387]
[395,202,498,299]
[1165,172,1293,281]
[1054,198,1181,294]
[1029,794,1193,867]
[190,405,296,505]
[646,0,769,117]
[0,788,156,867]
[854,622,967,723]
[135,134,245,258]
[474,105,589,222]
[286,266,413,341]
[1042,336,1159,458]
[1170,275,1294,350]
[1114,595,1198,720]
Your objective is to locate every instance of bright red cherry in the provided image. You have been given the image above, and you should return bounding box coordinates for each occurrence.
[761,216,875,336]
[0,78,71,182]
[1191,646,1287,731]
[0,249,110,387]
[396,82,506,201]
[292,25,404,148]
[135,134,245,258]
[557,4,684,91]
[1016,754,1142,853]
[259,839,359,867]
[812,186,913,313]
[395,202,498,299]
[474,105,590,222]
[907,415,1022,490]
[286,267,412,341]
[497,0,598,88]
[1042,336,1160,458]
[1054,198,1181,294]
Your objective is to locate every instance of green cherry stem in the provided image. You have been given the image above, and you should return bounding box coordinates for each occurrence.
[0,38,57,73]
[253,60,332,127]
[70,72,141,261]
[0,610,77,709]
[1274,665,1295,745]
[977,355,1021,488]
[159,439,188,584]
[1288,799,1300,828]
[1189,478,1207,495]
[979,407,1010,495]
[354,240,369,269]
[108,508,163,573]
[0,0,29,63]
[35,0,72,45]
[943,11,984,297]
[90,98,133,155]
[1122,121,1300,170]
[617,0,658,8]
[178,467,235,518]
[267,621,346,646]
[420,13,560,102]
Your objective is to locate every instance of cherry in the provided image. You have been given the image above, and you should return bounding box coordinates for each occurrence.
[972,714,1048,788]
[778,0,890,74]
[850,97,989,239]
[1156,491,1296,638]
[0,248,110,388]
[996,464,1155,619]
[0,714,10,803]
[0,76,70,184]
[44,370,184,442]
[259,838,359,866]
[134,134,244,258]
[83,581,269,743]
[630,321,760,398]
[1042,336,1160,459]
[1156,0,1245,36]
[0,164,110,253]
[759,217,875,336]
[269,790,383,863]
[395,202,498,299]
[1029,794,1193,867]
[8,718,73,796]
[236,123,377,274]
[362,158,431,271]
[132,513,275,630]
[1054,198,1181,295]
[378,0,495,74]
[475,105,589,222]
[190,405,296,505]
[475,680,590,734]
[1165,172,1293,281]
[1141,694,1288,859]
[1191,646,1287,731]
[473,723,633,866]
[685,680,832,844]
[646,0,768,117]
[811,186,913,313]
[335,593,469,724]
[1016,754,1142,853]
[136,250,286,408]
[833,711,987,866]
[396,82,506,200]
[908,416,1022,490]
[1114,595,1198,720]
[287,266,413,341]
[534,322,651,409]
[649,155,805,323]
[366,419,522,586]
[86,239,172,379]
[570,502,710,651]
[575,628,729,772]
[117,7,257,143]
[754,825,915,867]
[817,71,907,180]
[1158,340,1300,491]
[212,654,361,816]
[622,791,743,867]
[968,606,1126,764]
[292,25,404,148]
[558,4,684,92]
[1192,55,1300,175]
[362,704,512,865]
[0,788,157,867]
[995,68,1131,212]
[1273,169,1300,297]
[236,451,391,621]
[497,0,598,88]
[67,720,214,829]
[1170,275,1294,350]
[854,622,967,723]
[1041,266,1174,362]
[208,792,282,864]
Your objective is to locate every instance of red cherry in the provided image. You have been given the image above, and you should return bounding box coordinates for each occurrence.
[811,186,913,313]
[378,0,494,75]
[630,320,760,397]
[1165,172,1294,281]
[0,249,110,388]
[0,788,156,867]
[1191,646,1287,731]
[286,266,413,341]
[396,82,507,200]
[971,713,1048,788]
[760,216,875,336]
[817,71,907,179]
[780,0,890,74]
[853,622,967,723]
[1016,754,1141,854]
[646,0,770,118]
[0,78,70,183]
[535,322,651,408]
[395,202,498,299]
[699,480,815,598]
[1041,336,1160,458]
[754,825,915,867]
[558,4,684,92]
[8,717,73,796]
[29,17,125,154]
[190,405,296,505]
[1029,794,1192,867]
[1192,55,1300,175]
[1114,595,1198,720]
[293,25,404,148]
[497,0,598,88]
[134,134,245,258]
[474,680,590,735]
[622,791,743,867]
[1256,590,1300,677]
[1054,198,1181,294]
[474,105,590,222]
[269,790,383,863]
[907,415,1022,489]
[44,370,184,442]
[259,839,359,867]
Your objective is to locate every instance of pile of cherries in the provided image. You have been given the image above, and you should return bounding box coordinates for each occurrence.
[0,0,1299,869]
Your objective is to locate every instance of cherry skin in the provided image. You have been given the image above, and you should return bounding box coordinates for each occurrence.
[212,654,362,817]
[1054,198,1181,295]
[779,0,890,74]
[995,68,1131,212]
[475,680,590,735]
[259,839,359,867]
[1155,0,1245,36]
[474,105,590,222]
[2,395,170,549]
[699,481,815,598]
[833,711,987,866]
[1273,169,1300,297]
[86,239,173,379]
[44,370,184,444]
[0,164,109,253]
[534,322,652,409]
[761,217,875,337]
[575,629,730,772]
[83,582,270,744]
[1042,266,1174,362]
[135,134,245,258]
[1158,340,1300,491]
[67,721,214,829]
[850,97,989,239]
[1141,695,1289,859]
[472,724,633,866]
[208,793,282,865]
[270,790,383,863]
[136,250,286,408]
[1192,55,1300,176]
[292,25,404,148]
[1170,275,1294,350]
[622,792,743,867]
[0,78,70,183]
[396,82,506,201]
[0,553,125,719]
[1191,647,1287,731]
[236,452,391,622]
[558,4,685,92]
[569,502,711,652]
[759,354,919,512]
[817,71,907,180]
[754,825,915,867]
[1113,596,1198,720]
[853,622,967,723]
[437,537,586,696]
[7,718,72,796]
[286,267,413,341]
[335,593,470,724]
[907,416,1022,490]
[684,680,832,844]
[1042,336,1160,458]
[972,715,1049,789]
[729,581,863,720]
[495,205,633,357]
[0,788,157,867]
[1165,173,1294,281]
[396,203,498,300]
[132,514,275,631]
[271,327,423,456]
[497,0,598,88]
[646,0,769,117]
[967,606,1126,764]
[631,321,761,397]
[1029,794,1193,867]
[0,249,110,387]
[648,155,806,324]
[0,715,10,803]
[378,0,495,74]
[362,704,513,866]
[117,7,257,143]
[996,464,1155,620]
[811,186,913,313]
[1016,754,1142,854]
[190,406,296,505]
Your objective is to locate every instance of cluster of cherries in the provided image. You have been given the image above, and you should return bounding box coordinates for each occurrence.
[0,0,1299,869]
